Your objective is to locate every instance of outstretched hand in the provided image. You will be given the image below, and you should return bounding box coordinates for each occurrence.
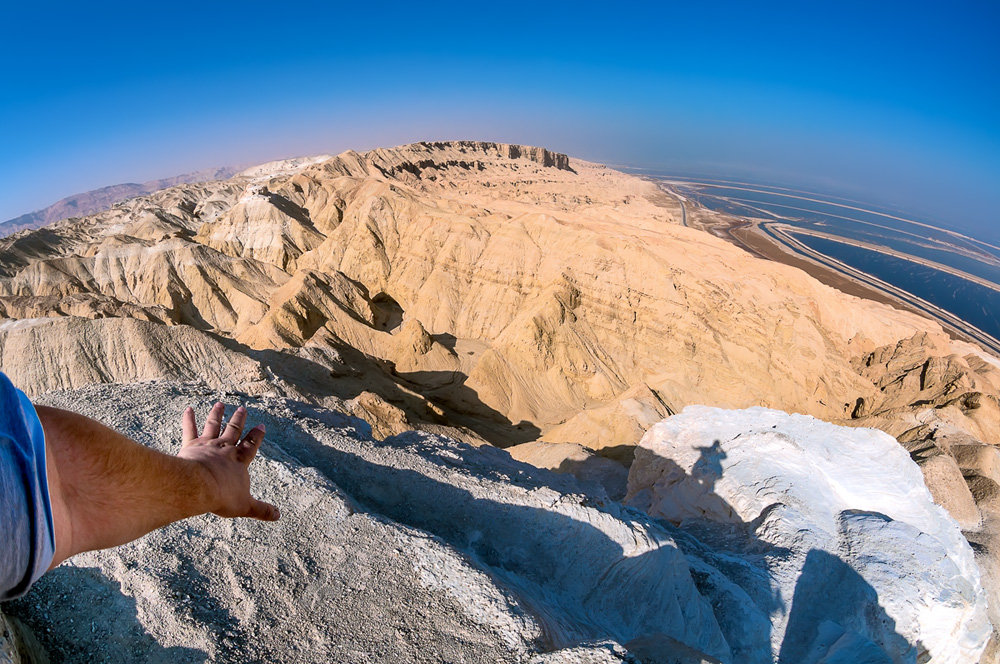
[177,403,280,522]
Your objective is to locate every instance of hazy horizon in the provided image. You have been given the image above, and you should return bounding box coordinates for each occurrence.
[2,1,997,240]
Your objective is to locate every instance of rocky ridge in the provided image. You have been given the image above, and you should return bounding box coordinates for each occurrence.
[2,382,990,663]
[0,166,242,237]
[0,142,996,524]
[0,141,998,659]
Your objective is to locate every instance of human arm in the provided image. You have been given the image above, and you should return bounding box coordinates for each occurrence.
[39,402,279,569]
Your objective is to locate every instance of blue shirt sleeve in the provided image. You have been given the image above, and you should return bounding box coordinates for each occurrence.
[0,371,55,601]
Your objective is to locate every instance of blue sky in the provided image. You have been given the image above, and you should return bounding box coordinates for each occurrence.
[1,1,997,236]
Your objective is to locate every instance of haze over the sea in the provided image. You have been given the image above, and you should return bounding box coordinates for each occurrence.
[1,1,997,240]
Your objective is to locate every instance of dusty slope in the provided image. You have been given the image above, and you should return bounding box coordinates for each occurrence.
[8,383,542,664]
[3,382,988,663]
[8,382,727,663]
[0,140,999,584]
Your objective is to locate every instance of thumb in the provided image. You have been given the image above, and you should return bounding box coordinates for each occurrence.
[247,497,280,521]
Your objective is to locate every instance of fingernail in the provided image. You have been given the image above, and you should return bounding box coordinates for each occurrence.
[259,424,266,433]
[237,406,245,413]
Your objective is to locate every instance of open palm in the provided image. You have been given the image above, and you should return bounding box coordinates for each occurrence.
[177,402,279,521]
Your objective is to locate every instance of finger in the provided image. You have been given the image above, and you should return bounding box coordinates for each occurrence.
[202,402,225,439]
[247,497,280,521]
[237,424,265,464]
[181,407,197,444]
[220,406,246,444]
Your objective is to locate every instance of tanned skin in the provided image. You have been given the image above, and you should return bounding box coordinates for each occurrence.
[38,402,279,568]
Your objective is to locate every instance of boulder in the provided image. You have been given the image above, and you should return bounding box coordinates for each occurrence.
[918,454,981,530]
[953,444,1000,484]
[626,406,990,663]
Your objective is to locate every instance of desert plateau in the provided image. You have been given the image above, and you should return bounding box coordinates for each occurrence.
[0,141,998,662]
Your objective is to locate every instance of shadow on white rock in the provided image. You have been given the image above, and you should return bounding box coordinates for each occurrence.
[5,385,989,663]
[626,406,990,663]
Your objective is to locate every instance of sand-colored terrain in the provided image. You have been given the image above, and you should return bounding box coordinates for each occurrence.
[1,140,998,497]
[1,142,995,442]
[661,180,1000,356]
[2,141,1000,658]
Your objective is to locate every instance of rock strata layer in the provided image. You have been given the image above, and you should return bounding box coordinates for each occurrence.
[0,142,995,451]
[1,141,999,658]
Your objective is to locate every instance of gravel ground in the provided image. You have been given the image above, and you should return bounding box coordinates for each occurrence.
[4,381,680,663]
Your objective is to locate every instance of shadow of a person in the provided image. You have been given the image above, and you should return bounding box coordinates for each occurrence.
[267,409,791,661]
[778,548,917,664]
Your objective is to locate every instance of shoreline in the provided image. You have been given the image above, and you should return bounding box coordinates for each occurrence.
[649,178,1000,357]
[731,220,1000,356]
[770,224,1000,294]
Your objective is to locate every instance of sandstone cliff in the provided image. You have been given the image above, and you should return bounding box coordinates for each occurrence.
[1,142,994,439]
[2,141,1000,658]
[0,142,996,505]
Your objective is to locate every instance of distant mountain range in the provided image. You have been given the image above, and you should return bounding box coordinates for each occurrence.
[0,166,241,236]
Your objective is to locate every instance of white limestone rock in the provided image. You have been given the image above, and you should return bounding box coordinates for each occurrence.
[626,406,991,663]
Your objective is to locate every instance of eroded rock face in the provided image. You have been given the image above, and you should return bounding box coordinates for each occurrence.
[2,140,999,655]
[0,317,272,396]
[918,454,981,530]
[2,141,995,458]
[852,334,1000,447]
[626,406,990,664]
